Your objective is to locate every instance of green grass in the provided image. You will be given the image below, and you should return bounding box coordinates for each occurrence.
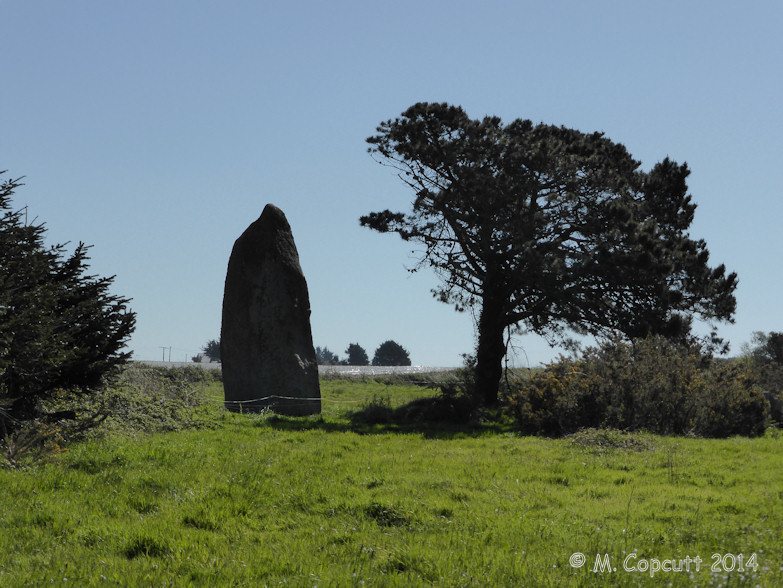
[1,371,782,586]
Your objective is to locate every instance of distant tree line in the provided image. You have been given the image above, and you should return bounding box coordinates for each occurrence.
[195,338,411,367]
[316,341,411,366]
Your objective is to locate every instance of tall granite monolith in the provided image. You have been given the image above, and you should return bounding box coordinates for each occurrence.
[221,204,321,415]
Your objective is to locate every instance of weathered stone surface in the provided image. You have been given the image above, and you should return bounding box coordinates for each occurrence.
[221,204,321,415]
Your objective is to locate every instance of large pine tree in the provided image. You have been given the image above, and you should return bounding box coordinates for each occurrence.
[363,103,737,404]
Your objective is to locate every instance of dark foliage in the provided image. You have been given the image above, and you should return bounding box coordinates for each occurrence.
[344,343,370,366]
[744,331,783,425]
[200,338,221,362]
[372,340,411,366]
[507,337,768,438]
[748,331,783,367]
[362,103,738,405]
[0,173,136,427]
[315,346,340,366]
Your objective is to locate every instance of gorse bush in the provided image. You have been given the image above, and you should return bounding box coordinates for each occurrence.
[694,363,768,437]
[507,336,769,438]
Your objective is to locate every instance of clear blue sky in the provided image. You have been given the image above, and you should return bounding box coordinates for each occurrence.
[2,1,781,366]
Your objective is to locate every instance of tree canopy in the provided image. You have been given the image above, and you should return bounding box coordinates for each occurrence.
[372,340,411,366]
[315,346,340,366]
[362,103,737,404]
[0,172,136,423]
[202,339,221,362]
[749,331,783,366]
[344,343,369,366]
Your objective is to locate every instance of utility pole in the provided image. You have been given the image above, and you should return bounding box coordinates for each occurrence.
[159,346,172,362]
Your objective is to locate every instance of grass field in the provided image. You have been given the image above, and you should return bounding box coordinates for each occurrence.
[1,372,782,586]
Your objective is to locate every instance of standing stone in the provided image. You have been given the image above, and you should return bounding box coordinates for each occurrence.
[221,204,321,415]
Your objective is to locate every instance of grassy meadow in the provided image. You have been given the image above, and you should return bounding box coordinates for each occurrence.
[1,368,782,586]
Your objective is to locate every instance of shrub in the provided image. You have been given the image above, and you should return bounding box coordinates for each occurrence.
[582,338,706,434]
[59,364,219,438]
[694,363,768,437]
[740,332,783,425]
[506,358,597,436]
[507,336,769,438]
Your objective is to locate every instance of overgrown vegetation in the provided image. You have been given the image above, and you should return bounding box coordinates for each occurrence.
[743,331,783,425]
[507,336,771,438]
[83,364,222,436]
[1,365,221,468]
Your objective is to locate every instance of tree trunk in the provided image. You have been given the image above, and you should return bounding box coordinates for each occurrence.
[474,291,507,406]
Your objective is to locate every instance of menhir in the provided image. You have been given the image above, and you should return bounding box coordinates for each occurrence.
[221,204,321,415]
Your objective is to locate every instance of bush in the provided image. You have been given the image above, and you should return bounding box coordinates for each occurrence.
[507,337,769,438]
[741,332,783,425]
[54,364,220,438]
[506,359,596,436]
[694,363,768,437]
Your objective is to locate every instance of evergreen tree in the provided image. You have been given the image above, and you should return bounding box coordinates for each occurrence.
[344,343,369,366]
[372,340,411,366]
[201,338,221,362]
[0,173,136,424]
[363,103,737,404]
[315,346,340,365]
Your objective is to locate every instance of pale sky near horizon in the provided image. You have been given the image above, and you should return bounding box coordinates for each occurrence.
[2,1,781,366]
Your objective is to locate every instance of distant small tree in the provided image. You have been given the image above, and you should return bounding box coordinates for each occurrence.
[315,346,340,365]
[344,343,369,366]
[0,172,136,425]
[372,340,411,366]
[201,339,221,362]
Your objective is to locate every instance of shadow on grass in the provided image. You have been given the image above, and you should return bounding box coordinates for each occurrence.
[259,392,516,439]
